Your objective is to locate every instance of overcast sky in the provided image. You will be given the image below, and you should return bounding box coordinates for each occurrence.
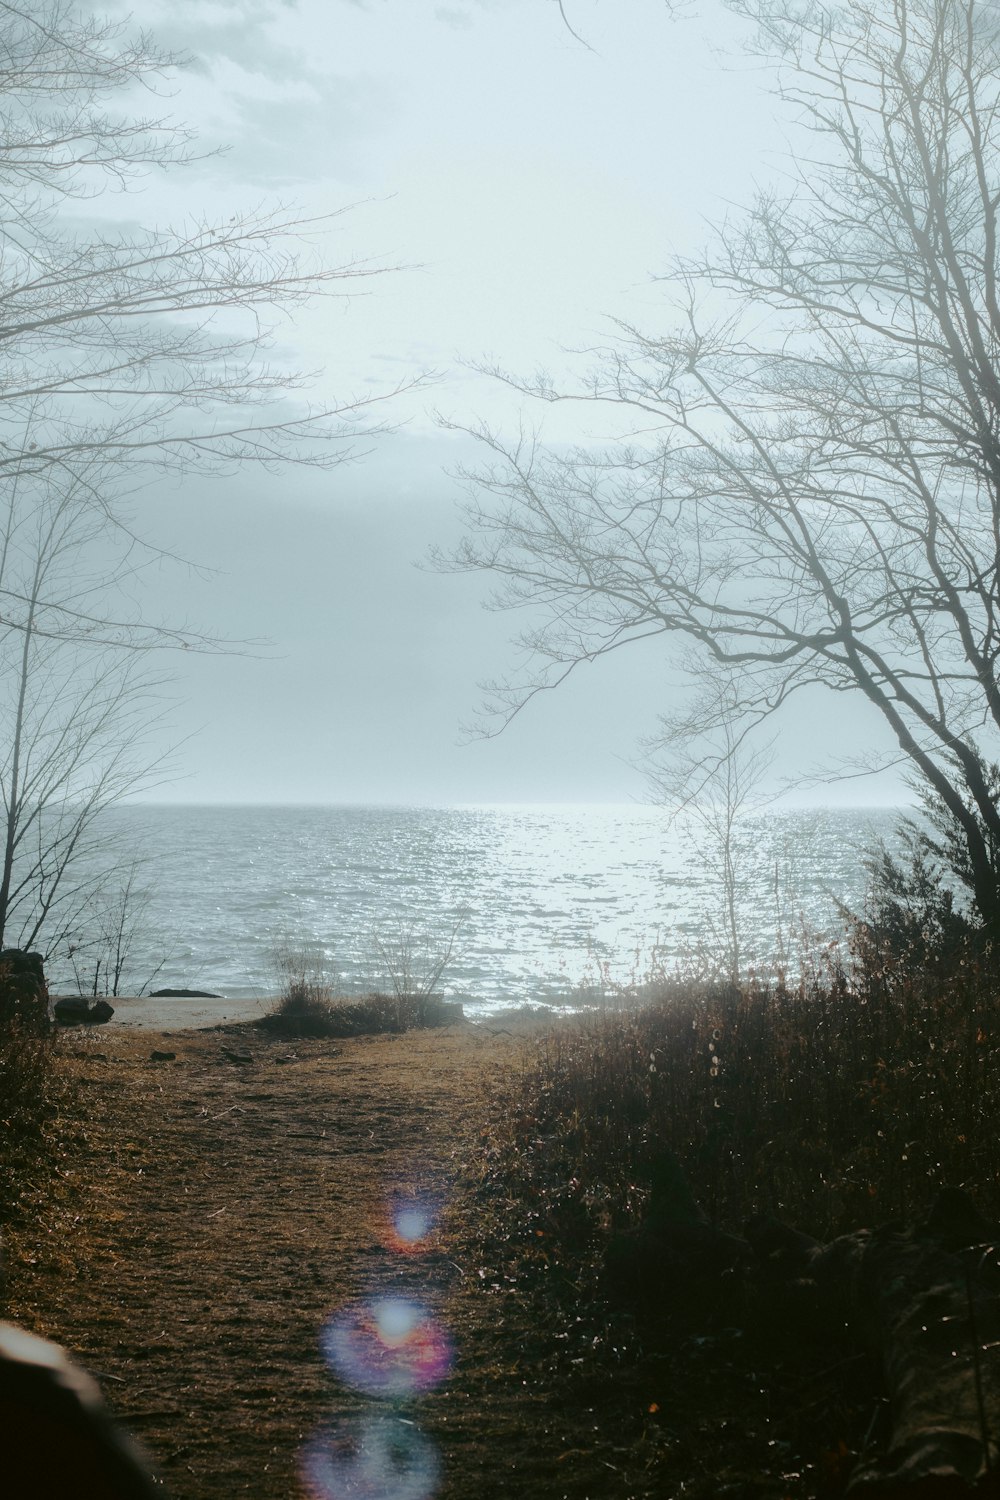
[104,0,906,806]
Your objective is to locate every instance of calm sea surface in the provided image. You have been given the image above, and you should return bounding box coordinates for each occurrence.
[48,803,903,1013]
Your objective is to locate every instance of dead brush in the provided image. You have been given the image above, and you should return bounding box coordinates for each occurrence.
[259,977,339,1037]
[258,982,453,1039]
[0,1022,56,1138]
[0,1021,64,1224]
[474,945,1000,1276]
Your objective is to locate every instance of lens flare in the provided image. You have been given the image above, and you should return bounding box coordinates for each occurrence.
[301,1413,440,1500]
[394,1204,434,1245]
[381,1193,440,1253]
[320,1297,453,1398]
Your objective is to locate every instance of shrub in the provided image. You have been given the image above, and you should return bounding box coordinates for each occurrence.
[0,949,62,1222]
[257,984,461,1039]
[0,1020,62,1224]
[474,952,1000,1275]
[0,1022,56,1138]
[0,950,49,1035]
[850,762,1000,969]
[258,979,339,1038]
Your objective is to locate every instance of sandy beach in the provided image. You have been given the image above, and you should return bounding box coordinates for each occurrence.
[86,993,280,1031]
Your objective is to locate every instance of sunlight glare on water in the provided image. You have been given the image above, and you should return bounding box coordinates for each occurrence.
[69,803,901,1007]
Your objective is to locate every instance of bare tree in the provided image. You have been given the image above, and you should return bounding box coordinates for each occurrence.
[0,454,176,953]
[0,5,396,524]
[449,0,1000,935]
[648,684,775,982]
[64,856,165,998]
[0,2,398,955]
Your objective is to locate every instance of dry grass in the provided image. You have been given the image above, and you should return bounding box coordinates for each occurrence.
[473,955,1000,1256]
[257,982,462,1039]
[2,1023,566,1499]
[445,951,1000,1498]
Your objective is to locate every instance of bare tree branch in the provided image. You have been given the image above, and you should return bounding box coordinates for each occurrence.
[554,1,597,53]
[0,2,399,955]
[451,0,1000,934]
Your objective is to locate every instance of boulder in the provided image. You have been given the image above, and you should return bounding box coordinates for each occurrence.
[53,997,115,1026]
[53,997,90,1024]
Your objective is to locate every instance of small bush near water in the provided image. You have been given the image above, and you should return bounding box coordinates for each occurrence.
[257,980,460,1039]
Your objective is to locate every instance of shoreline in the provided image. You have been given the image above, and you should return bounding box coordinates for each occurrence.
[51,992,567,1034]
[76,993,278,1030]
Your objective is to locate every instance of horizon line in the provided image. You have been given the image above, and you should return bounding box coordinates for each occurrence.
[117,797,915,810]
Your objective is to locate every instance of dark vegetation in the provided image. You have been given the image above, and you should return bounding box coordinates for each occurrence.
[256,978,463,1038]
[461,892,1000,1495]
[0,951,69,1223]
[476,951,999,1246]
[857,765,1000,974]
[0,1024,61,1221]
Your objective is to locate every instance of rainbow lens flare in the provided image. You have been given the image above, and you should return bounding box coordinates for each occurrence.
[320,1297,453,1398]
[394,1203,435,1245]
[382,1194,439,1253]
[301,1413,440,1500]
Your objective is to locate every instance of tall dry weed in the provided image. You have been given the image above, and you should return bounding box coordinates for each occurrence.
[476,946,1000,1264]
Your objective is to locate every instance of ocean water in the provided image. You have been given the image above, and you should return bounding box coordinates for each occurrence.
[47,803,902,1013]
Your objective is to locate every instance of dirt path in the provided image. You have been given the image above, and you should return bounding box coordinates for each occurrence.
[4,1022,540,1500]
[5,1019,852,1500]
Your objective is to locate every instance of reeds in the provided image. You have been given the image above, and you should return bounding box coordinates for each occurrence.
[474,940,1000,1259]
